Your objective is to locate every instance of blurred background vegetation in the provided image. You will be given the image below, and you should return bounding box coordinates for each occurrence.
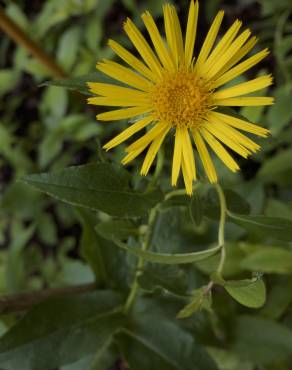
[0,0,292,369]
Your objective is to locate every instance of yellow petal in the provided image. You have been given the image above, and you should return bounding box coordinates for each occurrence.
[211,111,269,137]
[88,96,149,107]
[97,106,151,121]
[87,82,148,99]
[141,127,170,175]
[172,128,183,186]
[184,0,199,68]
[126,122,168,152]
[194,10,224,73]
[204,120,250,158]
[213,75,273,100]
[201,128,239,172]
[193,130,217,183]
[142,11,175,72]
[124,18,162,77]
[96,60,152,91]
[217,36,258,77]
[163,4,184,66]
[201,19,242,76]
[208,112,260,152]
[122,148,145,165]
[215,96,274,106]
[103,115,153,150]
[212,48,269,88]
[181,156,193,195]
[205,29,251,80]
[171,5,185,64]
[108,39,156,82]
[181,129,196,181]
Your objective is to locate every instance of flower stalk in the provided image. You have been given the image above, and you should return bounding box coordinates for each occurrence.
[124,205,157,313]
[214,183,227,275]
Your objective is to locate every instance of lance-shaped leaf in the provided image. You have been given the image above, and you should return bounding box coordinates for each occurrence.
[0,290,124,370]
[21,163,163,218]
[113,239,221,264]
[228,212,292,242]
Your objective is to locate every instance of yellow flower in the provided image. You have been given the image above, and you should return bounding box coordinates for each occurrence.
[88,1,273,195]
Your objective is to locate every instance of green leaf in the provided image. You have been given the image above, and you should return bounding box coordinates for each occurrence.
[118,298,218,370]
[76,208,107,283]
[260,280,292,320]
[77,211,129,290]
[116,330,178,370]
[258,148,292,181]
[204,188,250,220]
[176,288,211,319]
[267,86,292,135]
[5,224,35,293]
[0,69,20,96]
[60,356,93,370]
[95,220,140,241]
[57,26,81,71]
[137,264,188,295]
[41,72,108,95]
[113,239,221,264]
[21,162,163,218]
[40,86,68,118]
[241,247,292,274]
[228,212,292,242]
[189,193,204,226]
[195,241,253,278]
[36,213,57,246]
[0,290,124,370]
[89,339,117,370]
[38,129,63,168]
[223,278,266,308]
[151,207,200,254]
[266,199,292,220]
[160,194,190,210]
[233,315,292,364]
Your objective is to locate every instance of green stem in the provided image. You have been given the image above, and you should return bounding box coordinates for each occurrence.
[164,183,201,201]
[214,184,227,275]
[164,188,187,200]
[124,206,157,313]
[124,149,164,312]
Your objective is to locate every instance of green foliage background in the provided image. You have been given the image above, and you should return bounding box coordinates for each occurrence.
[0,0,292,369]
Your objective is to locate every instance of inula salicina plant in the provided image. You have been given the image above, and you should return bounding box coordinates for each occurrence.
[0,1,292,370]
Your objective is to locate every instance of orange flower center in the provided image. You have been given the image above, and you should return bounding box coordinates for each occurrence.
[151,70,212,129]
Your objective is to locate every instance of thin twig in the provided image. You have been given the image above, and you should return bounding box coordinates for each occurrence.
[0,282,96,315]
[0,6,65,78]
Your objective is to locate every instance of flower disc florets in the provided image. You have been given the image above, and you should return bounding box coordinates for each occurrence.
[151,70,213,129]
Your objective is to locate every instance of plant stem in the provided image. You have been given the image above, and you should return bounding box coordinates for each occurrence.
[123,243,146,313]
[214,184,227,274]
[124,206,157,313]
[0,283,96,315]
[0,6,65,78]
[164,188,187,200]
[124,151,164,312]
[164,182,201,201]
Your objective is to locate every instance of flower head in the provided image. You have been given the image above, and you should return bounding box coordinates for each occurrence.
[88,1,273,194]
